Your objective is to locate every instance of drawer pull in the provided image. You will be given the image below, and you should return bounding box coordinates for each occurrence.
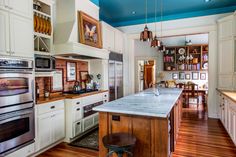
[76,108,80,111]
[50,106,55,109]
[104,100,107,102]
[77,122,80,125]
[104,95,107,97]
[76,102,80,105]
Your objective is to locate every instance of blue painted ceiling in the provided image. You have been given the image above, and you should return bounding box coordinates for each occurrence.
[94,0,236,27]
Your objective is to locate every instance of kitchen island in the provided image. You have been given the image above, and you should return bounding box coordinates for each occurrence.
[94,87,183,157]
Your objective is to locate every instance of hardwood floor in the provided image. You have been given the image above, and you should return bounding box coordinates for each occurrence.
[173,106,236,157]
[38,106,236,157]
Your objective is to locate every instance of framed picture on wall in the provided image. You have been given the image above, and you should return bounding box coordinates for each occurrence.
[185,73,191,80]
[179,72,185,80]
[78,11,102,48]
[172,73,178,80]
[192,72,199,80]
[200,73,206,80]
[80,71,89,81]
[66,62,77,81]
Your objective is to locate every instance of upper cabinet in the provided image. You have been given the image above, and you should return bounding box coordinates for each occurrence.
[8,0,33,19]
[217,14,236,89]
[114,29,124,54]
[0,0,32,19]
[218,15,233,40]
[0,10,10,56]
[101,21,124,54]
[0,0,33,58]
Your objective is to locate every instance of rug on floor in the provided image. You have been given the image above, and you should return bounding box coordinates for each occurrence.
[69,129,99,150]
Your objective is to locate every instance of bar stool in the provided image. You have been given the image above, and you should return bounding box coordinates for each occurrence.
[102,133,136,157]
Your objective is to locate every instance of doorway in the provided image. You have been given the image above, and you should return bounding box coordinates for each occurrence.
[136,59,156,92]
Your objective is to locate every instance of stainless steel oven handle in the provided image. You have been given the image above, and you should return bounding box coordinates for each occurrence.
[0,71,33,74]
[0,114,30,125]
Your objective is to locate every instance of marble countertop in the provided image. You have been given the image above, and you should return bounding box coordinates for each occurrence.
[93,87,182,118]
[217,88,236,104]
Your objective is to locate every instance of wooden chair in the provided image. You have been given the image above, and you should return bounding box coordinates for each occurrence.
[176,83,187,107]
[186,82,199,108]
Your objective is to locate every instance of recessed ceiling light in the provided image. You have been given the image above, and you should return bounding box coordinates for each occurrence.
[132,11,136,15]
[205,0,211,2]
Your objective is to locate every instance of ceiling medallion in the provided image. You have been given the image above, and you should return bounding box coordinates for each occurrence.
[140,0,153,41]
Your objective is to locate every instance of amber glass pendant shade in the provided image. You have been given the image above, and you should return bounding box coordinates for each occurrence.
[140,25,153,42]
[151,35,161,48]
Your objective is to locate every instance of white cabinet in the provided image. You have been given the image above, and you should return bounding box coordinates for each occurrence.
[0,10,10,56]
[36,100,65,151]
[218,39,234,74]
[218,16,233,40]
[9,14,33,57]
[114,29,124,54]
[38,112,53,150]
[101,21,115,51]
[8,0,32,19]
[101,21,124,53]
[0,6,33,58]
[217,91,236,146]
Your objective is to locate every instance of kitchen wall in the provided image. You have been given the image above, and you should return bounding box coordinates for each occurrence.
[55,58,88,91]
[35,58,89,97]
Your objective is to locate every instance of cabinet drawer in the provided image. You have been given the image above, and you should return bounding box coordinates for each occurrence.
[73,120,83,137]
[83,115,94,131]
[73,105,83,122]
[94,113,99,125]
[6,142,34,157]
[37,100,64,115]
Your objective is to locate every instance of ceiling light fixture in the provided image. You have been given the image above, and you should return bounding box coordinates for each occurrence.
[159,0,166,52]
[205,0,211,2]
[140,0,153,42]
[151,0,161,48]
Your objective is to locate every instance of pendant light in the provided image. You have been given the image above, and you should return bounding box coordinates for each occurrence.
[151,0,161,48]
[140,0,153,42]
[159,0,166,52]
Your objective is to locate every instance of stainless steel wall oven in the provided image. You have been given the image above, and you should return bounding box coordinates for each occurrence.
[0,57,35,155]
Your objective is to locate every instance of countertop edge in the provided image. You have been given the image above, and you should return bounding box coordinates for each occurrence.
[216,88,236,104]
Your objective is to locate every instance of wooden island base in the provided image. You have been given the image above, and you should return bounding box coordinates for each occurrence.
[99,97,183,157]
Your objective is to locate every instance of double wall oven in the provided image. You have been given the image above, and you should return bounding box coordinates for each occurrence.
[0,58,35,155]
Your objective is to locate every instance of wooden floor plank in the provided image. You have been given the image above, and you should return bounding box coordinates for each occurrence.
[38,106,236,157]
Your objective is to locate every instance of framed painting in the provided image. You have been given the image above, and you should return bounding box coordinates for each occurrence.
[185,73,191,80]
[200,73,206,80]
[179,72,185,80]
[172,73,178,80]
[66,62,77,82]
[192,72,199,80]
[78,11,102,48]
[80,71,89,81]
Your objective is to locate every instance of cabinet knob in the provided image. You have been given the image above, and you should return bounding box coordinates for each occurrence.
[77,122,80,125]
[76,102,80,105]
[50,106,55,109]
[76,108,80,111]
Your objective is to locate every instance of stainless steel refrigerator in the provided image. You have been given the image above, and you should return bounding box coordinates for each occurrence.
[109,52,123,101]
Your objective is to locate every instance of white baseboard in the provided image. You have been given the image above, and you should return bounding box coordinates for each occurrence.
[208,113,219,119]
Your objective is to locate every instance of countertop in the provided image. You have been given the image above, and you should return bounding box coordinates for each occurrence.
[93,87,182,118]
[36,90,108,105]
[217,88,236,103]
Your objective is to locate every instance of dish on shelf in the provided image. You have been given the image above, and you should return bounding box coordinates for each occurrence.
[178,48,185,55]
[202,63,208,69]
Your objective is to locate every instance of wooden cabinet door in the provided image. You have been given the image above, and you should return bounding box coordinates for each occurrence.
[8,0,32,18]
[37,112,53,150]
[114,30,123,53]
[102,22,115,51]
[9,13,33,57]
[52,110,65,142]
[0,10,10,56]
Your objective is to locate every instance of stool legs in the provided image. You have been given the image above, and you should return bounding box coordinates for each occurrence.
[106,151,115,157]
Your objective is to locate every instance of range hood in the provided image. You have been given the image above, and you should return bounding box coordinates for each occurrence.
[54,0,109,60]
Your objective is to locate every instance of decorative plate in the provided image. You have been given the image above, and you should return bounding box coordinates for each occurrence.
[178,48,185,55]
[203,63,208,69]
